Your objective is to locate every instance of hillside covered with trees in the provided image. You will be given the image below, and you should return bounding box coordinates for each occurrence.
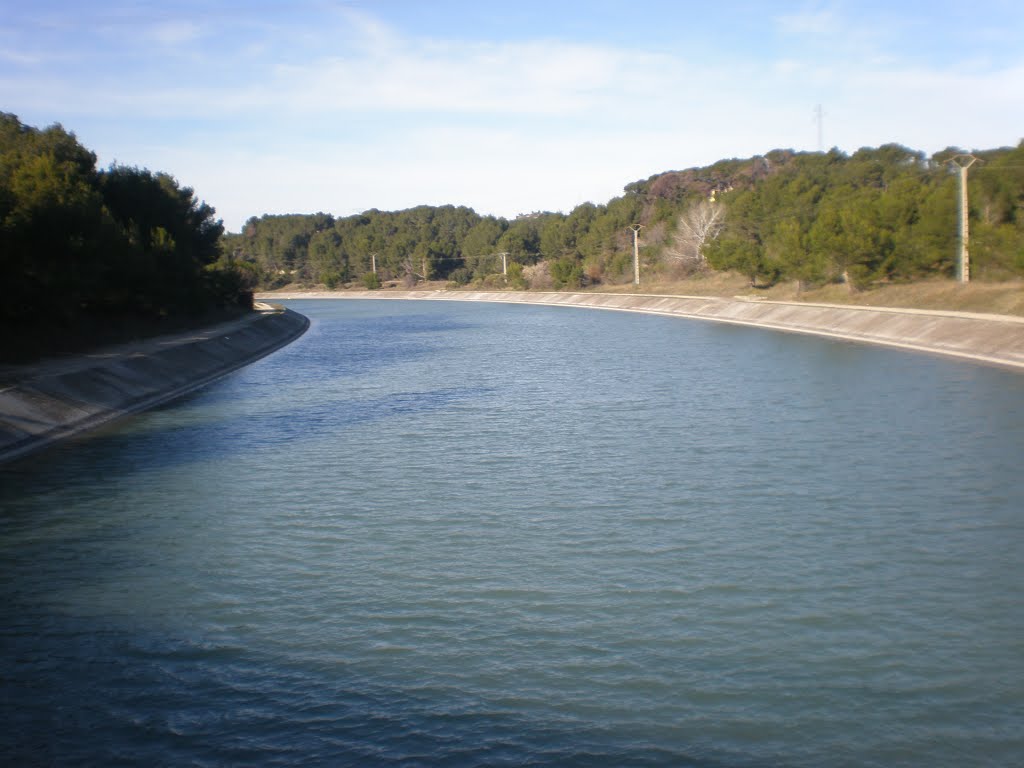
[226,142,1024,293]
[1,113,252,362]
[4,109,1022,363]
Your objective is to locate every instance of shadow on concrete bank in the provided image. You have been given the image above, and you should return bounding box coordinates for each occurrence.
[0,308,309,464]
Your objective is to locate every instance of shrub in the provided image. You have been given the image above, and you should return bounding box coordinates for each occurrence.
[448,267,473,285]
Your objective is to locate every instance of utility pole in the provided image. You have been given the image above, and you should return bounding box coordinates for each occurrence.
[950,154,977,283]
[370,252,377,275]
[629,225,643,286]
[500,252,508,277]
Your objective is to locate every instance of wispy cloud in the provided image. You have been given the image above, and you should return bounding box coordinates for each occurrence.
[0,48,44,66]
[4,2,1023,230]
[263,39,679,117]
[775,7,841,36]
[144,20,205,47]
[3,10,693,122]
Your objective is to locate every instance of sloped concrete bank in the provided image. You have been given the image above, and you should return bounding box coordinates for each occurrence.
[0,308,309,464]
[266,289,1024,371]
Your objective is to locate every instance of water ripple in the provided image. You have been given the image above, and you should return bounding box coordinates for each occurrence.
[2,299,1023,766]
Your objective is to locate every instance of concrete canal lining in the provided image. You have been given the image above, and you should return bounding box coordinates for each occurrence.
[6,290,1018,465]
[265,289,1024,372]
[0,308,309,464]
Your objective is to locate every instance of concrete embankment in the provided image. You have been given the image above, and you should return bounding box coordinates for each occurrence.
[0,308,309,464]
[266,289,1024,371]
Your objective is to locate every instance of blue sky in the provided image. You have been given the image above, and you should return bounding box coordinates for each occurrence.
[3,1,1022,232]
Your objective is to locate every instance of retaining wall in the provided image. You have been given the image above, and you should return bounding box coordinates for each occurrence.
[267,290,1024,371]
[0,308,309,464]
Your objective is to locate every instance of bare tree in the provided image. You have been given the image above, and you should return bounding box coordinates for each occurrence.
[666,199,725,267]
[401,257,417,288]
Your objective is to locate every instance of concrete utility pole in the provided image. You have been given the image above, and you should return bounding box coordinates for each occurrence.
[629,225,643,286]
[370,252,377,274]
[951,154,978,283]
[500,252,508,277]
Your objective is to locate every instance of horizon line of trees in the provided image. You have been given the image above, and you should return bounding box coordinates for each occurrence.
[1,112,254,360]
[226,141,1024,292]
[4,108,1021,359]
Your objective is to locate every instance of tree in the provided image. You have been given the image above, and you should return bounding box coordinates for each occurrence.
[550,255,583,289]
[308,228,346,286]
[705,237,772,287]
[807,191,888,289]
[496,216,544,260]
[666,198,725,266]
[460,217,506,278]
[506,261,527,290]
[213,139,1024,295]
[100,165,226,311]
[1,113,247,360]
[765,218,824,291]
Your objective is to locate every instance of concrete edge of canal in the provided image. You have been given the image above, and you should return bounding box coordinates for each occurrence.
[7,289,1021,465]
[265,289,1024,372]
[0,308,309,465]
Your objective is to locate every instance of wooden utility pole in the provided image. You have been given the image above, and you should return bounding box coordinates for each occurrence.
[629,225,643,286]
[951,154,977,283]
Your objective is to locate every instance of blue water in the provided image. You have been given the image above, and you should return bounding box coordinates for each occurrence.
[2,298,1023,767]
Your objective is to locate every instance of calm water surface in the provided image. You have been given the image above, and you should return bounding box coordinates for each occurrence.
[2,299,1023,767]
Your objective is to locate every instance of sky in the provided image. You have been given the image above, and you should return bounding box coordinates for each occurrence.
[2,1,1023,233]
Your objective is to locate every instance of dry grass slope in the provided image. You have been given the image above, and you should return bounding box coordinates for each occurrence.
[590,275,1024,317]
[266,274,1024,318]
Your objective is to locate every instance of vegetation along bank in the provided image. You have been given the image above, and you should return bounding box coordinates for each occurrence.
[229,143,1024,294]
[1,113,256,363]
[5,110,1023,458]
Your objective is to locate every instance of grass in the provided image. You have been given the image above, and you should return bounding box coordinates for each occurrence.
[539,272,1024,317]
[638,274,1024,317]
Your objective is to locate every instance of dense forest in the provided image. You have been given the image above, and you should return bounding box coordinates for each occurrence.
[226,142,1024,292]
[1,113,251,361]
[4,110,1023,363]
